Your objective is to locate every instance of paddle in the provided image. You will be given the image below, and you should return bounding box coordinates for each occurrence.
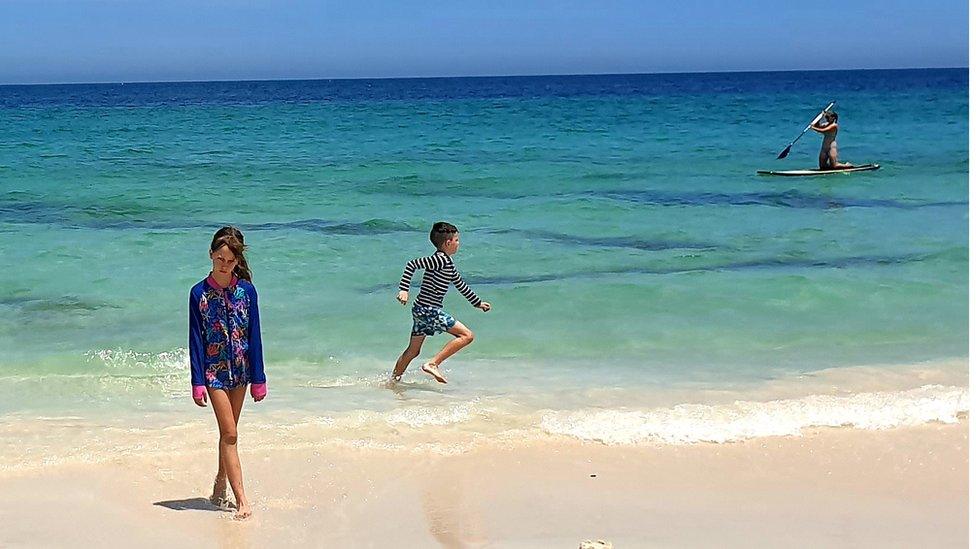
[776,101,835,159]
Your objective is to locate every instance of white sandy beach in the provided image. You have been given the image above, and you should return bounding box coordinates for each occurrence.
[0,420,966,548]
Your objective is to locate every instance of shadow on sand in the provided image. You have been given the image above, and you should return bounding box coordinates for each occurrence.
[154,497,230,513]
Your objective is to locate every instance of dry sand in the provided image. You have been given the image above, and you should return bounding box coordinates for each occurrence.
[0,422,966,548]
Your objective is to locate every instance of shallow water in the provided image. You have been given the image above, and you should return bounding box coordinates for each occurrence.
[0,69,967,454]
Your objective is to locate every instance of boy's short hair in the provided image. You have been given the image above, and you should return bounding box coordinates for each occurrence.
[430,222,459,248]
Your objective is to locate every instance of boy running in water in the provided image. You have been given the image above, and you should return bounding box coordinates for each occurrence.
[391,222,491,384]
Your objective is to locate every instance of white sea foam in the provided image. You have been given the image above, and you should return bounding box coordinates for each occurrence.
[86,348,189,372]
[304,374,391,389]
[384,402,478,427]
[540,384,969,445]
[0,383,968,476]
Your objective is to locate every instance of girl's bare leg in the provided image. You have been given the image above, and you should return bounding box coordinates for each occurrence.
[390,335,426,383]
[210,384,246,506]
[422,322,474,383]
[209,386,251,519]
[210,462,228,506]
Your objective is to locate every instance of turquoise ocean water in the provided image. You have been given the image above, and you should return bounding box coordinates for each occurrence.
[0,69,967,462]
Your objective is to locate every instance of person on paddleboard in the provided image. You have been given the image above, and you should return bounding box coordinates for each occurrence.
[810,111,853,170]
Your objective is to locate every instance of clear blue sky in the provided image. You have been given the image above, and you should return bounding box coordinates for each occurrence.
[0,0,967,84]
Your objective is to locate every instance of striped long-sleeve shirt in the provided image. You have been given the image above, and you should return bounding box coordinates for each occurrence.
[399,250,482,309]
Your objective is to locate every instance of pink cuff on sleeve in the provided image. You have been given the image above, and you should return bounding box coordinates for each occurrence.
[250,383,267,400]
[192,385,206,400]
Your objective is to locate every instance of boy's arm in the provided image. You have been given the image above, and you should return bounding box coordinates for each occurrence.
[451,270,483,307]
[398,258,420,291]
[398,255,442,291]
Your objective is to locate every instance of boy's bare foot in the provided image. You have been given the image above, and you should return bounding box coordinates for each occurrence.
[421,362,447,383]
[210,477,228,507]
[234,501,252,520]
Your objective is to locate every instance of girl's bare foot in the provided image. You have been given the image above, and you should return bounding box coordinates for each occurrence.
[210,476,228,507]
[234,501,252,520]
[421,362,447,383]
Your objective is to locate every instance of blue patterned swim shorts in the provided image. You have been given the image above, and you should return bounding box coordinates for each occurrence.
[411,304,457,336]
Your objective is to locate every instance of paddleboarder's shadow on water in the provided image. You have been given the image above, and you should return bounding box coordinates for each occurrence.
[154,497,232,513]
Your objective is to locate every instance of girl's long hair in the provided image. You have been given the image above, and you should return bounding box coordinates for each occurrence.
[210,226,252,282]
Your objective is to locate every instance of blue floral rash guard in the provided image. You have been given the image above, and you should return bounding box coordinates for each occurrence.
[189,275,266,390]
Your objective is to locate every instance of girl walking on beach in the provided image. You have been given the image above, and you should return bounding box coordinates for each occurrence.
[189,226,267,520]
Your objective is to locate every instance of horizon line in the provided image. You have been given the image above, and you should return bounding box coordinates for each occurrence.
[0,65,966,88]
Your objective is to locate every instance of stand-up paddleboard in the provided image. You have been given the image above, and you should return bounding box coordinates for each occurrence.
[757,164,880,176]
